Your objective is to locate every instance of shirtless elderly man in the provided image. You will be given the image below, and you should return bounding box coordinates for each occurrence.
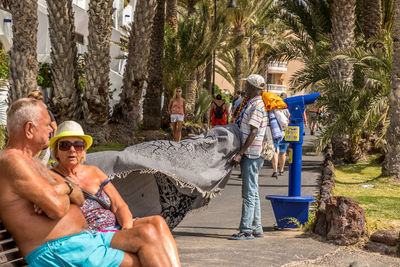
[0,98,180,267]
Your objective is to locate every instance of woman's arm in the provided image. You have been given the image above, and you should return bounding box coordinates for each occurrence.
[95,167,133,229]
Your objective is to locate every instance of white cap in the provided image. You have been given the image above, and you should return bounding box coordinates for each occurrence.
[242,74,265,89]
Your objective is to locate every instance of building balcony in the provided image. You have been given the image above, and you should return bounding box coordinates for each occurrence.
[267,61,287,73]
[266,84,286,94]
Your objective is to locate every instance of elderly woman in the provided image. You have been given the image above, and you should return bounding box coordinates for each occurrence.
[49,121,134,231]
[49,121,173,235]
[49,121,181,266]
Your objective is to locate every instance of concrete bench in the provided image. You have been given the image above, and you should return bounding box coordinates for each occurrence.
[0,221,27,266]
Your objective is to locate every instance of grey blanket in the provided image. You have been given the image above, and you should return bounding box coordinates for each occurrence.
[85,124,241,229]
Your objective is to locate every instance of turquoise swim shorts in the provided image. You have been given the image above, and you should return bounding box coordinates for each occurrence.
[25,230,124,267]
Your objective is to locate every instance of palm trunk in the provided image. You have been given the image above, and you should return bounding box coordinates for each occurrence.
[329,0,355,85]
[205,56,212,93]
[143,0,165,130]
[187,0,200,16]
[112,0,154,132]
[83,0,113,124]
[0,0,10,10]
[185,71,197,121]
[329,0,356,160]
[161,94,170,130]
[383,1,400,178]
[9,0,38,102]
[234,48,243,92]
[363,0,382,41]
[46,0,81,121]
[166,0,177,31]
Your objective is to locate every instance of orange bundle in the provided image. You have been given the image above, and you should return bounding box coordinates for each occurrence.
[262,92,287,111]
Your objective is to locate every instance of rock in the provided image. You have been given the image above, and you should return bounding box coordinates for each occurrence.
[136,136,145,143]
[181,124,207,139]
[139,130,169,141]
[364,241,396,256]
[314,207,328,236]
[370,229,400,246]
[349,261,369,267]
[325,196,366,245]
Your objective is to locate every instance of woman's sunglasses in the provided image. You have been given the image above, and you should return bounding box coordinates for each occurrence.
[58,141,86,152]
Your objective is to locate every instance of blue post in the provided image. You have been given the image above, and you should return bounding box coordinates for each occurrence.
[266,93,320,229]
[289,143,302,197]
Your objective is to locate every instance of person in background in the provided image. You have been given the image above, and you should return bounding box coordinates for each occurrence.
[271,93,290,178]
[230,74,268,240]
[307,104,320,135]
[168,88,186,142]
[209,94,229,128]
[28,89,57,164]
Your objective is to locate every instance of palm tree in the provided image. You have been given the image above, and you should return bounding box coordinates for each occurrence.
[46,0,81,121]
[9,0,39,102]
[143,0,165,130]
[383,0,400,178]
[163,1,229,120]
[229,0,275,92]
[83,0,113,125]
[329,0,358,160]
[313,32,392,162]
[112,0,155,131]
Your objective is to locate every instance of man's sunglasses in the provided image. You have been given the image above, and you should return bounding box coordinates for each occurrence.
[58,141,86,152]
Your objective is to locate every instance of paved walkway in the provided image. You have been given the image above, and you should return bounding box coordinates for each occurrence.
[173,130,400,266]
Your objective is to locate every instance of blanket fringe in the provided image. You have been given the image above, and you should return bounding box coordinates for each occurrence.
[108,168,226,200]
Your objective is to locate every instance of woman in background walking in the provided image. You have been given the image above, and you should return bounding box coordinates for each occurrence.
[209,94,229,128]
[168,88,186,142]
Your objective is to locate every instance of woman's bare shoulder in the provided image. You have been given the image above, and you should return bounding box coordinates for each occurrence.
[83,164,108,180]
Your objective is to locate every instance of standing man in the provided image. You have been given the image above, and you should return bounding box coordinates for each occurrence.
[0,98,181,266]
[230,74,268,240]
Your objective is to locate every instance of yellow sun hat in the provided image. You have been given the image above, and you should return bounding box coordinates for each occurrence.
[49,121,93,150]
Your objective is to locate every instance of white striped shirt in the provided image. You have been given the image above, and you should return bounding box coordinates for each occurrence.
[239,95,268,159]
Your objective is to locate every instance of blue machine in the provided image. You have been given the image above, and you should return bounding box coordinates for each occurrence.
[266,93,320,229]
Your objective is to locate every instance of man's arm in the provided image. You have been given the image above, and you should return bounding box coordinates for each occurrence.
[1,154,71,219]
[231,125,258,166]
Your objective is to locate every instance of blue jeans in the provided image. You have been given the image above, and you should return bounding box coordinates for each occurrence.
[239,155,264,234]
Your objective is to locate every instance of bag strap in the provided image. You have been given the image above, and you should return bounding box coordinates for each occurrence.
[52,169,111,210]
